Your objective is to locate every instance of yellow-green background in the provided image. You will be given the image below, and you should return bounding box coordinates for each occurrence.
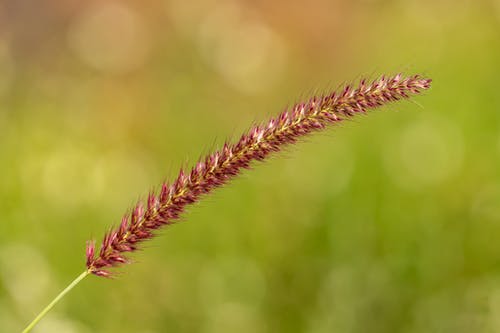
[1,0,499,332]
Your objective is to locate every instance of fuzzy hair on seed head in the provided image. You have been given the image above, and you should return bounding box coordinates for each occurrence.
[86,73,431,277]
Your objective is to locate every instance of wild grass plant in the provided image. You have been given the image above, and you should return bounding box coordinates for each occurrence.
[22,73,431,333]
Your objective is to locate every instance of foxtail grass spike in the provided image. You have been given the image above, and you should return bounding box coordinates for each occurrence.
[86,73,431,277]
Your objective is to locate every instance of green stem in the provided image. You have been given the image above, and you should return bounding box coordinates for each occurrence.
[21,270,90,333]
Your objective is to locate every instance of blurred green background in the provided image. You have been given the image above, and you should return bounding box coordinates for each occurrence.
[1,0,499,332]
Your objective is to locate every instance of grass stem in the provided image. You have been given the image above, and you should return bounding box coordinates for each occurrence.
[21,270,90,333]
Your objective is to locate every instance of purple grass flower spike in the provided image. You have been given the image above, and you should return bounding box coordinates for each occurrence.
[86,73,432,277]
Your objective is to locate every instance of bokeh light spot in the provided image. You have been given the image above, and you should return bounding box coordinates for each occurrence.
[67,2,151,73]
[39,148,104,207]
[0,244,52,308]
[197,1,287,94]
[383,116,464,190]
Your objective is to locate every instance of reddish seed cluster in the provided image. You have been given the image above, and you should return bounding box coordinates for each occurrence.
[86,73,431,277]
